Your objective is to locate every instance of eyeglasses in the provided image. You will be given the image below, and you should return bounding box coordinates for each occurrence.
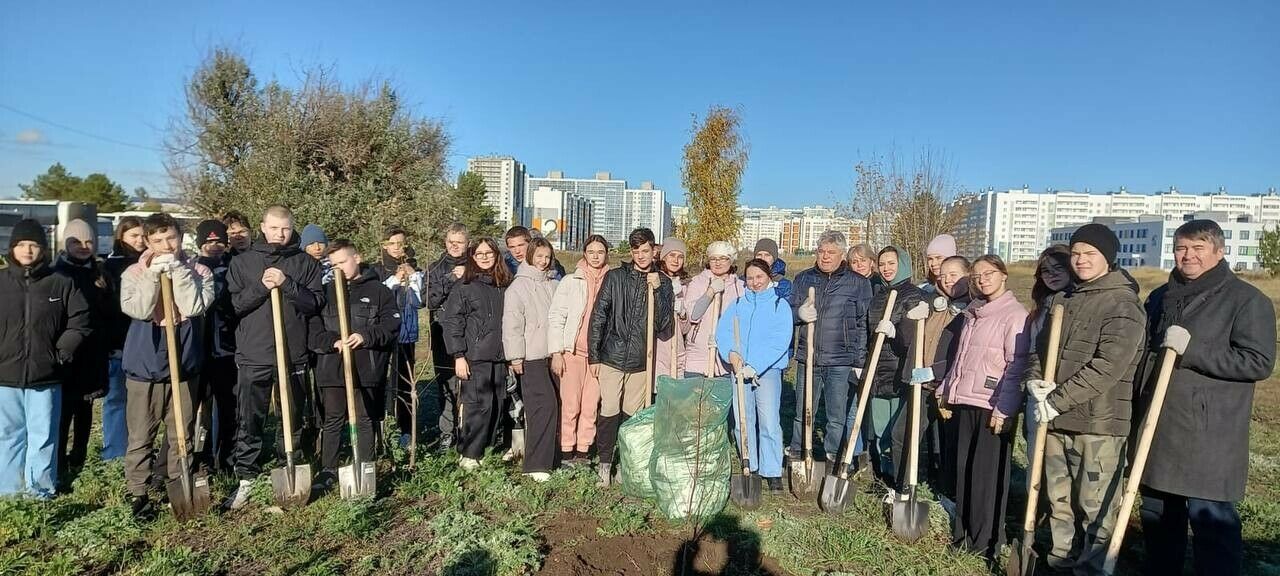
[708,256,731,262]
[971,270,1001,282]
[473,250,496,259]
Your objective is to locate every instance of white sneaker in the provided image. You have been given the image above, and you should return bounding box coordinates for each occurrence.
[223,480,253,511]
[524,472,551,483]
[459,457,481,471]
[501,448,517,462]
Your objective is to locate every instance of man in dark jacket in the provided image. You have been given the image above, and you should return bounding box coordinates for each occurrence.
[588,227,673,487]
[307,240,399,491]
[788,230,872,471]
[1137,220,1276,576]
[52,218,111,480]
[370,226,424,450]
[223,205,324,511]
[0,219,91,499]
[426,223,469,452]
[194,220,238,473]
[1026,223,1146,575]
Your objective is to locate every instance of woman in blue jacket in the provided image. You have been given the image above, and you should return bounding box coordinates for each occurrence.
[716,258,794,492]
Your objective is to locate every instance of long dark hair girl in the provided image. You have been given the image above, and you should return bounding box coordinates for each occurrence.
[464,237,512,287]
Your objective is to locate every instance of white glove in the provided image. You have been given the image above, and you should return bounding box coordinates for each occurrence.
[709,277,725,295]
[674,299,684,317]
[910,367,935,385]
[798,299,818,323]
[1033,399,1061,424]
[933,296,948,312]
[905,301,930,321]
[1163,325,1190,356]
[875,319,896,339]
[741,365,757,381]
[148,254,177,276]
[1027,379,1056,402]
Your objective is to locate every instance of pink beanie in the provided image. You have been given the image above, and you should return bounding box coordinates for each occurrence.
[925,234,957,258]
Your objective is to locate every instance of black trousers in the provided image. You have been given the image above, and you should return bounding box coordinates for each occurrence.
[1140,486,1243,576]
[318,386,376,472]
[460,360,504,460]
[58,393,92,474]
[231,363,308,481]
[392,342,417,436]
[891,389,955,497]
[951,405,1013,559]
[518,359,559,473]
[430,322,458,442]
[204,356,238,473]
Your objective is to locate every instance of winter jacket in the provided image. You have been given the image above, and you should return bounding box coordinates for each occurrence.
[919,293,970,388]
[197,254,236,359]
[308,265,400,389]
[588,261,674,373]
[867,279,925,399]
[1026,269,1146,437]
[372,252,425,344]
[0,256,91,388]
[103,250,139,352]
[426,252,467,314]
[228,236,324,367]
[53,254,112,396]
[503,263,559,363]
[715,287,794,375]
[441,272,506,363]
[938,291,1029,418]
[790,263,872,368]
[119,250,215,383]
[770,259,793,301]
[546,260,607,357]
[655,273,691,378]
[685,269,746,377]
[1139,261,1277,501]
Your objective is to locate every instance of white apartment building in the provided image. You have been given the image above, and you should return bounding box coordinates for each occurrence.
[950,186,1280,263]
[525,171,671,246]
[465,156,526,228]
[526,185,594,252]
[1049,212,1272,272]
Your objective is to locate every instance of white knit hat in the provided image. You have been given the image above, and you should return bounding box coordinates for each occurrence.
[706,241,735,259]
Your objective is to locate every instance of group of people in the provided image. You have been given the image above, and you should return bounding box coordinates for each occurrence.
[0,204,1273,576]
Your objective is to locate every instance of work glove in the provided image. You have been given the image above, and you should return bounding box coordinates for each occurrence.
[798,297,818,323]
[673,298,684,317]
[1026,379,1056,402]
[1163,325,1190,356]
[905,301,930,321]
[932,296,948,312]
[741,365,757,381]
[708,277,725,295]
[875,319,896,339]
[910,367,935,385]
[1033,399,1061,424]
[148,253,177,276]
[937,394,953,420]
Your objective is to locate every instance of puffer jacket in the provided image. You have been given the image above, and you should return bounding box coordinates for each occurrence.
[938,291,1029,418]
[770,259,793,301]
[197,254,236,359]
[119,250,214,383]
[790,263,872,368]
[503,263,559,363]
[714,287,794,374]
[0,256,91,388]
[103,248,139,353]
[441,272,506,363]
[867,278,925,398]
[588,261,674,373]
[655,273,690,378]
[426,252,467,313]
[228,236,324,367]
[53,254,112,396]
[308,265,400,389]
[1027,269,1146,436]
[919,291,970,388]
[685,269,746,377]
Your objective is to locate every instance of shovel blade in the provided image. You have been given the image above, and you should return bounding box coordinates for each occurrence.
[788,460,825,498]
[510,427,526,458]
[165,456,210,521]
[890,494,930,543]
[1006,537,1038,576]
[730,470,763,510]
[818,473,852,514]
[270,464,313,508]
[338,461,377,500]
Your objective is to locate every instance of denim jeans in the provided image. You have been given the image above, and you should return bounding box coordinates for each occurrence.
[1140,486,1242,576]
[101,356,128,460]
[790,364,855,460]
[731,368,784,478]
[0,384,62,498]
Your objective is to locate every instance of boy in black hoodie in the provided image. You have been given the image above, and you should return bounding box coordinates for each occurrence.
[223,205,324,511]
[307,240,399,490]
[194,220,237,473]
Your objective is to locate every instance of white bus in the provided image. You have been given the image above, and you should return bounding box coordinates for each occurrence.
[99,211,204,254]
[0,200,98,253]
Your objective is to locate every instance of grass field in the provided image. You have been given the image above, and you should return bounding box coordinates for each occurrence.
[1,265,1276,575]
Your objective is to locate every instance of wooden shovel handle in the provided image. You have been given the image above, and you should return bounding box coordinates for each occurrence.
[908,314,925,488]
[803,287,815,465]
[839,289,898,476]
[333,274,361,454]
[1023,304,1064,533]
[271,288,296,455]
[733,316,751,468]
[644,283,655,407]
[159,273,189,455]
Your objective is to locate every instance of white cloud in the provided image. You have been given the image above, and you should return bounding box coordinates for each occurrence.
[15,129,46,144]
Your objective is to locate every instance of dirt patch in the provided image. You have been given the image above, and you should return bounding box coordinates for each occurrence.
[539,514,787,576]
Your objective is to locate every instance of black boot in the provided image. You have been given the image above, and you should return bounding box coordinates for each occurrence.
[595,414,621,468]
[130,495,152,519]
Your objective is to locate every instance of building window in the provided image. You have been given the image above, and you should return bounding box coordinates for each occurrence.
[1223,230,1232,239]
[1163,259,1174,268]
[1224,246,1232,254]
[1241,230,1250,240]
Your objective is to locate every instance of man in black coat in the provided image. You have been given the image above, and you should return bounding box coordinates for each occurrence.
[222,205,324,511]
[426,223,469,452]
[1138,220,1276,576]
[587,227,673,487]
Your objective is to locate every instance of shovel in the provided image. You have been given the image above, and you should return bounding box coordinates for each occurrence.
[1102,332,1186,574]
[269,288,312,508]
[644,279,656,406]
[159,272,211,520]
[1007,304,1064,576]
[507,367,525,460]
[334,272,376,499]
[890,313,929,542]
[790,287,824,498]
[820,289,897,514]
[729,317,763,509]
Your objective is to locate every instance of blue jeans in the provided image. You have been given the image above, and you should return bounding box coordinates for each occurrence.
[864,396,903,478]
[731,368,783,478]
[101,356,128,460]
[790,364,855,460]
[1141,487,1243,576]
[0,384,62,498]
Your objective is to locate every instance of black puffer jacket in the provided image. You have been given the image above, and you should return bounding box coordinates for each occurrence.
[228,236,324,366]
[867,278,924,398]
[588,261,673,373]
[53,255,112,396]
[309,265,400,389]
[0,256,91,388]
[197,254,236,359]
[441,272,506,363]
[103,249,139,353]
[427,252,467,313]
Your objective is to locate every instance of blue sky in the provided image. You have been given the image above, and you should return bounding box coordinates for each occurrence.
[1,1,1277,207]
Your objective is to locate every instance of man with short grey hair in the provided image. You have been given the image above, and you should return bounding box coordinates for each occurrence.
[427,223,470,452]
[788,231,871,470]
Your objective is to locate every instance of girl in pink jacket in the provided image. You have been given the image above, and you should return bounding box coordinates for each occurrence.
[682,241,744,378]
[937,254,1029,562]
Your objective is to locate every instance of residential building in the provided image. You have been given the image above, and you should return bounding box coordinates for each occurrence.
[465,156,526,228]
[525,171,671,246]
[526,185,594,252]
[1048,212,1272,272]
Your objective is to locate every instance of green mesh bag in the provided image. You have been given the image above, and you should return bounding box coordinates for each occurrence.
[617,405,658,500]
[649,375,734,520]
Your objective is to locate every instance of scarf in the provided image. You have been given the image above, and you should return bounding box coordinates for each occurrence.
[1160,259,1231,329]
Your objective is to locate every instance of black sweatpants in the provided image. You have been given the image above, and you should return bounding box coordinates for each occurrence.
[318,386,376,472]
[430,322,458,443]
[392,342,417,436]
[951,405,1014,559]
[460,360,503,460]
[891,390,955,497]
[232,363,308,481]
[58,393,92,474]
[204,356,238,473]
[518,359,558,473]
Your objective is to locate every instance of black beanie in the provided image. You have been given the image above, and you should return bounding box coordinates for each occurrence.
[196,219,229,247]
[1070,223,1119,265]
[9,219,47,250]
